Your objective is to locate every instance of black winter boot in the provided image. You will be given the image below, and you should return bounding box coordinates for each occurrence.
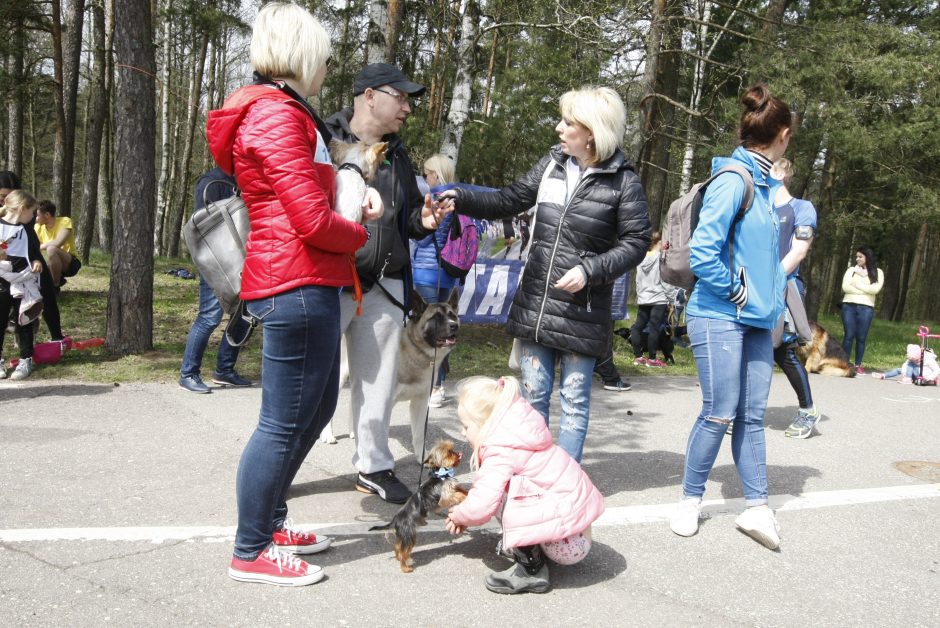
[484,545,550,594]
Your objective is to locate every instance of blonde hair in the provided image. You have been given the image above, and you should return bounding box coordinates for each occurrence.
[250,2,331,89]
[423,154,455,186]
[456,375,521,469]
[0,189,37,220]
[770,158,794,185]
[559,86,627,165]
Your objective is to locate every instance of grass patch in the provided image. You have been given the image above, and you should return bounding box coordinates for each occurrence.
[19,250,937,382]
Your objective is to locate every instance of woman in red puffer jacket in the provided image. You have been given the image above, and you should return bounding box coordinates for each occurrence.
[206,2,381,588]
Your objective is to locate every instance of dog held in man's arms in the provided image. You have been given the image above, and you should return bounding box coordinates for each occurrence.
[796,322,856,377]
[319,289,460,452]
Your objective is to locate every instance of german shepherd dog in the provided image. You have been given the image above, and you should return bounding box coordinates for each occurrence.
[319,288,460,450]
[796,322,856,377]
[370,440,467,572]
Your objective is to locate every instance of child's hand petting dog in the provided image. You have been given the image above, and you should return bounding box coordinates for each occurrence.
[444,513,465,535]
[360,187,384,222]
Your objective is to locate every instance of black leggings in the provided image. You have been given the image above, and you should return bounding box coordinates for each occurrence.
[774,343,813,409]
[630,304,668,359]
[0,289,34,360]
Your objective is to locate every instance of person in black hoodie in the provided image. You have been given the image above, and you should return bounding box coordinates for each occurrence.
[438,86,651,463]
[325,63,440,504]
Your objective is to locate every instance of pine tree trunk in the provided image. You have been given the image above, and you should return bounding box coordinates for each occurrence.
[76,0,107,261]
[386,0,404,62]
[51,0,86,217]
[5,26,25,174]
[108,0,156,354]
[440,0,478,162]
[638,0,682,228]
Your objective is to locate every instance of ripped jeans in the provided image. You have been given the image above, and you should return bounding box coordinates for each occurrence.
[682,315,773,506]
[518,339,595,463]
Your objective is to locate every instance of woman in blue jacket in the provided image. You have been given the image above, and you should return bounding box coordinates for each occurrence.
[670,84,791,550]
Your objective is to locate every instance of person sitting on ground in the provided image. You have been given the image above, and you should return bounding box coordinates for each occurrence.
[34,200,82,287]
[178,168,253,394]
[0,190,43,380]
[445,376,605,595]
[629,231,677,368]
[872,344,939,384]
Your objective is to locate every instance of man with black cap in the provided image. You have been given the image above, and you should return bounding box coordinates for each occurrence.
[326,63,436,504]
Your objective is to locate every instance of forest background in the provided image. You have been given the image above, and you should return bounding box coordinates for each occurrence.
[0,0,937,355]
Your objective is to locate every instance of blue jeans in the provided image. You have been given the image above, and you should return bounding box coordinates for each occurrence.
[518,339,595,463]
[841,303,874,366]
[682,315,773,506]
[180,277,249,377]
[233,286,341,560]
[414,283,454,387]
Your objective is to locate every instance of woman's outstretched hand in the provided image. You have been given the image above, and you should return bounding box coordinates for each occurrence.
[444,513,465,535]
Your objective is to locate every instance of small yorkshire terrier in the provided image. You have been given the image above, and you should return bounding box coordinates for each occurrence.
[330,139,389,223]
[370,440,468,572]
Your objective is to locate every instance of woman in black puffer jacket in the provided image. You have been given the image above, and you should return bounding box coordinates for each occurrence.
[440,86,651,462]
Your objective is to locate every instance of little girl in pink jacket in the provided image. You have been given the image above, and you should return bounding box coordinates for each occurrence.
[445,376,605,595]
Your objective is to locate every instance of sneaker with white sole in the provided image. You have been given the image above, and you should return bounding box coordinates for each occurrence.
[632,356,647,366]
[356,469,411,504]
[0,359,6,380]
[603,378,631,392]
[272,519,332,555]
[228,545,324,586]
[10,357,33,381]
[645,358,667,368]
[734,505,780,549]
[670,497,702,537]
[785,407,821,439]
[428,386,445,408]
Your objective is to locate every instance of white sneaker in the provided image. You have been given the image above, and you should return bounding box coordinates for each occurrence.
[734,505,780,549]
[428,386,445,408]
[670,497,702,537]
[0,359,6,380]
[10,358,33,381]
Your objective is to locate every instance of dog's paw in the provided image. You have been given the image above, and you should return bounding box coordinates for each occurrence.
[319,424,338,445]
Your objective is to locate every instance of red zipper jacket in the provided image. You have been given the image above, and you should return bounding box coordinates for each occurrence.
[206,84,366,300]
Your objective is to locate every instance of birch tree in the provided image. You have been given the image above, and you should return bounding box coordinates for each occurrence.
[439,0,479,162]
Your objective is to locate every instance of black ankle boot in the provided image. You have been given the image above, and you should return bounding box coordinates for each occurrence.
[484,545,550,594]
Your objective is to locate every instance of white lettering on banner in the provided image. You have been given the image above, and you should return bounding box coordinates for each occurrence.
[477,264,513,316]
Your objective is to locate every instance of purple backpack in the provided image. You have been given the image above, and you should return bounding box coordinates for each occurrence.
[433,213,479,279]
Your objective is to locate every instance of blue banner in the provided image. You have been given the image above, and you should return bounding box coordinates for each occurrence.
[457,258,630,324]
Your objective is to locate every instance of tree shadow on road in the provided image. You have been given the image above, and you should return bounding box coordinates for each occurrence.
[0,383,115,402]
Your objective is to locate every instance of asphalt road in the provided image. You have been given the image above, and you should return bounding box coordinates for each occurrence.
[1,371,938,627]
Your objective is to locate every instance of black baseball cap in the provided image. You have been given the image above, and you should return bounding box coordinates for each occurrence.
[354,63,426,97]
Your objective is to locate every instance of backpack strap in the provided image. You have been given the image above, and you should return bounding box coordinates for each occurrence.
[703,164,755,301]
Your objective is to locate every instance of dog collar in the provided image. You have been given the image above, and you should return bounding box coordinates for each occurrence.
[433,467,456,479]
[338,162,364,177]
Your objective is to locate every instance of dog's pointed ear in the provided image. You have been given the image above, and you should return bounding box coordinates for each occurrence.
[371,141,389,160]
[410,289,428,319]
[447,286,460,310]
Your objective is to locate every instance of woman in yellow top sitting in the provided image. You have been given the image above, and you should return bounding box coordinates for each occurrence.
[840,246,884,375]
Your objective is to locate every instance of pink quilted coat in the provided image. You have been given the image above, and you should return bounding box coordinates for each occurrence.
[448,396,605,549]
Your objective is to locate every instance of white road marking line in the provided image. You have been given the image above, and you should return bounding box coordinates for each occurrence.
[1,483,937,544]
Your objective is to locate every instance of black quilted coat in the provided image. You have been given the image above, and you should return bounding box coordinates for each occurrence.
[456,146,651,358]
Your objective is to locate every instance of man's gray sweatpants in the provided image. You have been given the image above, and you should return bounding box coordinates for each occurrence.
[339,277,404,474]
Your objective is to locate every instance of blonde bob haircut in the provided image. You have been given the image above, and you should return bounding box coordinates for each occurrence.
[0,189,37,220]
[456,375,521,470]
[423,154,455,186]
[559,86,627,166]
[770,158,794,185]
[250,2,331,89]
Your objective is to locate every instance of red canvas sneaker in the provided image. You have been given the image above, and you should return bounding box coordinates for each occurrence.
[272,519,332,555]
[229,545,324,586]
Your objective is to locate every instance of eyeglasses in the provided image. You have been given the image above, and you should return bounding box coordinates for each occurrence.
[373,88,414,107]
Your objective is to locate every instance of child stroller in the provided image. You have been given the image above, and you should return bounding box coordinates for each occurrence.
[914,326,940,386]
